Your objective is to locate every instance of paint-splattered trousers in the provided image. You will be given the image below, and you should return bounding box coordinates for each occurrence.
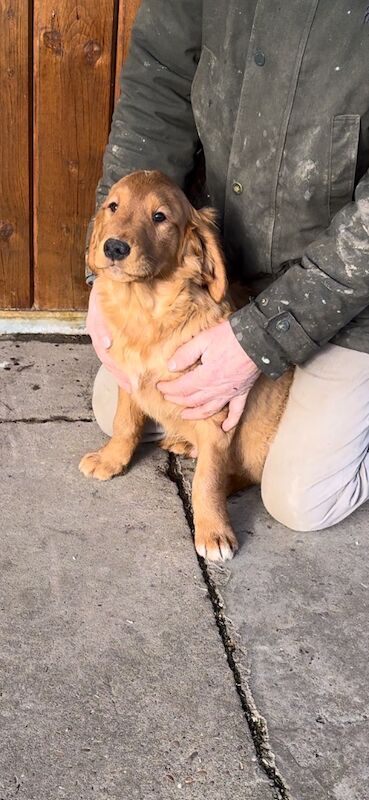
[93,344,369,532]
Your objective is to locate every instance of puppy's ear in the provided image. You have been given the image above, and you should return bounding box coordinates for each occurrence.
[186,207,228,302]
[87,212,103,273]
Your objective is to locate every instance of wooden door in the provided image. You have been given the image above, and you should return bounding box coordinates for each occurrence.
[0,1,31,309]
[0,0,141,313]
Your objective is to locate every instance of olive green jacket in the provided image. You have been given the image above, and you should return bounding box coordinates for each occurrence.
[88,0,369,378]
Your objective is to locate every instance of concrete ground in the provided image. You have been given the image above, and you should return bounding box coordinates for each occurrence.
[0,340,368,800]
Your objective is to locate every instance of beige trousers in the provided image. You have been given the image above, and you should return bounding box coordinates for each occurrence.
[93,344,369,532]
[92,366,165,442]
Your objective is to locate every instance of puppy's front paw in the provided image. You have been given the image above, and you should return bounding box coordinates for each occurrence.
[79,449,126,481]
[195,524,239,562]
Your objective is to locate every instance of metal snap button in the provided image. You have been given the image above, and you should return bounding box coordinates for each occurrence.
[254,49,265,67]
[275,318,290,332]
[232,180,243,195]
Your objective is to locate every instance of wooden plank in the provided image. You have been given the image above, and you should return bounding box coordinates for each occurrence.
[114,0,141,101]
[0,1,31,309]
[33,1,117,310]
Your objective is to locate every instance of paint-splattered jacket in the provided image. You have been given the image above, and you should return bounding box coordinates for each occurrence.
[88,0,369,378]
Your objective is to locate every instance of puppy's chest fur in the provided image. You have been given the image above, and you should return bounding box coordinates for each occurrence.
[96,276,231,427]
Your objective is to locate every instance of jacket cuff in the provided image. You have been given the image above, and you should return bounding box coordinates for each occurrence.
[86,272,96,287]
[85,216,96,286]
[230,301,319,378]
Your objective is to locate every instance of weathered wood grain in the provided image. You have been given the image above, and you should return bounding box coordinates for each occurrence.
[33,0,117,309]
[1,1,141,313]
[0,1,31,309]
[114,0,141,101]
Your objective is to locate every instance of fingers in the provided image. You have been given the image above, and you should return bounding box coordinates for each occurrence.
[163,389,211,407]
[100,357,132,393]
[87,288,131,392]
[110,371,132,393]
[91,339,110,363]
[92,345,132,392]
[87,284,112,348]
[222,393,248,432]
[90,333,112,360]
[158,365,204,397]
[181,400,223,420]
[167,331,207,372]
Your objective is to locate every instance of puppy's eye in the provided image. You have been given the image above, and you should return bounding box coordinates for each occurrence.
[152,211,166,224]
[108,202,118,213]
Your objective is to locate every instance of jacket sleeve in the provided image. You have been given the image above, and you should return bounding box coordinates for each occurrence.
[86,0,202,282]
[230,169,369,378]
[97,0,201,203]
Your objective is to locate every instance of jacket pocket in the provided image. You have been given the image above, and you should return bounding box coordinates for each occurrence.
[329,114,360,218]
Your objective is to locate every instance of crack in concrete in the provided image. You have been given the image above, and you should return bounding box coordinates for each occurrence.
[166,452,292,800]
[0,416,93,424]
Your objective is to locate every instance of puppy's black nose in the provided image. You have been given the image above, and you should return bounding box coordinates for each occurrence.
[103,238,131,261]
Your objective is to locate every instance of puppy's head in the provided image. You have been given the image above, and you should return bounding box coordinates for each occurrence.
[88,170,227,302]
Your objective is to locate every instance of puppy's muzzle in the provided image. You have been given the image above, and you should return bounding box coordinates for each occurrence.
[103,238,131,261]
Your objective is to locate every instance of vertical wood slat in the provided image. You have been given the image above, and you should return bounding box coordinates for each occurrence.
[114,0,141,101]
[33,1,117,310]
[0,1,31,309]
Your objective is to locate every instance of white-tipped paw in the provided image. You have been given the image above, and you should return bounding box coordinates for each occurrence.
[195,527,238,562]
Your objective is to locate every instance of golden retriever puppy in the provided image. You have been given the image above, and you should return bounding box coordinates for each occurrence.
[80,170,292,561]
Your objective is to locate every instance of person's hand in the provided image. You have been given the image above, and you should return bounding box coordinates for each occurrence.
[157,320,260,431]
[86,282,131,392]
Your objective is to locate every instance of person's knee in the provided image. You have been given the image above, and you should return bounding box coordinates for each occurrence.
[261,472,328,532]
[92,365,118,437]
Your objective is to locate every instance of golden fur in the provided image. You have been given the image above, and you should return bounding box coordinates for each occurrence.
[80,171,292,561]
